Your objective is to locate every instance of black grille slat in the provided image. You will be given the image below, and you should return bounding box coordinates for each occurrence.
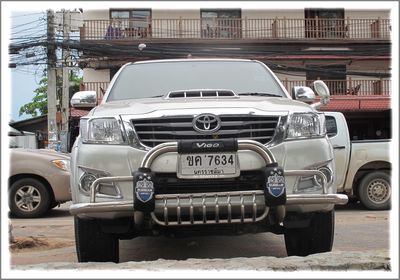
[139,135,273,143]
[223,120,278,126]
[137,128,275,136]
[133,122,194,128]
[155,171,265,194]
[131,115,279,148]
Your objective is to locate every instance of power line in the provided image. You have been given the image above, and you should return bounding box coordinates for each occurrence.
[11,18,45,29]
[10,12,45,18]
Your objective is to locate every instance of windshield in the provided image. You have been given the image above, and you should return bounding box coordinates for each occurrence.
[107,60,286,101]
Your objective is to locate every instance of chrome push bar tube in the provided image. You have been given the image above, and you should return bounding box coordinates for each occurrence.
[141,142,179,169]
[140,140,276,168]
[140,140,326,193]
[88,140,327,203]
[90,176,133,203]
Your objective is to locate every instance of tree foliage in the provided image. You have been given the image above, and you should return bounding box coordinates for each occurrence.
[19,70,83,117]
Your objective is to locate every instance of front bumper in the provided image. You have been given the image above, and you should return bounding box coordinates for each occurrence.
[70,191,348,225]
[70,140,348,224]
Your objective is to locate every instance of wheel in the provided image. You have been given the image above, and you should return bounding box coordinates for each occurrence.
[9,178,51,218]
[284,210,334,256]
[74,216,119,262]
[358,171,391,210]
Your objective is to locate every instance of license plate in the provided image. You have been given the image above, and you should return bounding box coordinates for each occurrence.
[178,153,239,179]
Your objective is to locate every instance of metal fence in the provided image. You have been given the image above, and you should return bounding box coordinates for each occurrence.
[81,79,391,98]
[81,17,391,40]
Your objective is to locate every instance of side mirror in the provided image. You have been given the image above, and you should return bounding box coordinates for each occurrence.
[313,80,330,100]
[292,86,316,102]
[70,91,97,108]
[312,80,330,108]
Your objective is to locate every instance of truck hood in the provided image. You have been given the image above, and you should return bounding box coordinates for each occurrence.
[90,96,315,117]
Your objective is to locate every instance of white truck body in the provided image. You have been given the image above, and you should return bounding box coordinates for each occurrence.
[326,112,391,210]
[69,59,348,262]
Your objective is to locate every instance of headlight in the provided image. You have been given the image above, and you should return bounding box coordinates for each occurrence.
[51,159,70,171]
[286,112,326,139]
[80,117,126,144]
[121,120,147,150]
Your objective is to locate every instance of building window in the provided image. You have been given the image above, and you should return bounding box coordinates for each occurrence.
[305,8,345,38]
[306,64,347,95]
[109,9,151,38]
[201,9,241,38]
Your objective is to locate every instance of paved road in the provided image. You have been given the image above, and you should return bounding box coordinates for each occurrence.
[9,201,390,265]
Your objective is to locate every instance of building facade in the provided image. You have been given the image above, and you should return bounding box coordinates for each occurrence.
[74,7,391,140]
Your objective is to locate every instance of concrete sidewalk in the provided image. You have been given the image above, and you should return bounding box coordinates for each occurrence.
[10,250,390,271]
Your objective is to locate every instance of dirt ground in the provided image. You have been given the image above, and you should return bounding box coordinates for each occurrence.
[8,201,391,266]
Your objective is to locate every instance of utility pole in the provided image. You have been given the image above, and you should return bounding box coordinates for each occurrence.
[61,9,71,136]
[46,9,58,150]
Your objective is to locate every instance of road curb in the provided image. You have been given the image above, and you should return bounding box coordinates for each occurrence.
[11,250,390,271]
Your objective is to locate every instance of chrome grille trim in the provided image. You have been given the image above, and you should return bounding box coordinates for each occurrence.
[136,128,275,135]
[130,114,280,148]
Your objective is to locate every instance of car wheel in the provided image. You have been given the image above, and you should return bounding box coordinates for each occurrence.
[9,178,51,218]
[284,210,334,256]
[74,217,119,263]
[358,171,391,210]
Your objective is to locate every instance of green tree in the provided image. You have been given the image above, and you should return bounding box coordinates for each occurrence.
[19,70,83,117]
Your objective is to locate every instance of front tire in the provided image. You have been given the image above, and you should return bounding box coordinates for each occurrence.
[284,210,334,256]
[9,178,51,218]
[358,171,391,210]
[74,217,119,263]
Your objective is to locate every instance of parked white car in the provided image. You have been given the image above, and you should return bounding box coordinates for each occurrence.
[326,112,391,210]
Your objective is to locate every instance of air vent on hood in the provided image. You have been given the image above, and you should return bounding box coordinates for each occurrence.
[166,89,238,99]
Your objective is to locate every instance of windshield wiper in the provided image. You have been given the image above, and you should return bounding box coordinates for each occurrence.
[148,95,164,98]
[238,92,282,97]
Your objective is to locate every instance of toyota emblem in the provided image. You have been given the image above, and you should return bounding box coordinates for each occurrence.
[193,113,221,133]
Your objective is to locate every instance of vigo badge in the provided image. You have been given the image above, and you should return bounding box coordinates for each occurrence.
[135,177,154,203]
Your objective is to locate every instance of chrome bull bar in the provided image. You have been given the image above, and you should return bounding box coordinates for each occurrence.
[70,140,349,223]
[151,191,269,226]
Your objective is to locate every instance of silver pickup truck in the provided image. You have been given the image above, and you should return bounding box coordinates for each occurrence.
[326,112,391,210]
[69,59,348,262]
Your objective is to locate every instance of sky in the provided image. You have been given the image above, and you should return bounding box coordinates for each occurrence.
[8,10,48,122]
[10,67,42,122]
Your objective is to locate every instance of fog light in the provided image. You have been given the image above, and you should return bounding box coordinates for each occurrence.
[317,166,333,185]
[79,173,97,193]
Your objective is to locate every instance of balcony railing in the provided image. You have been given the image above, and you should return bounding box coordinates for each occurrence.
[81,17,391,41]
[281,79,391,96]
[81,79,391,101]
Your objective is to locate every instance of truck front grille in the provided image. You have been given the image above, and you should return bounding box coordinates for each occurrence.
[131,115,279,148]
